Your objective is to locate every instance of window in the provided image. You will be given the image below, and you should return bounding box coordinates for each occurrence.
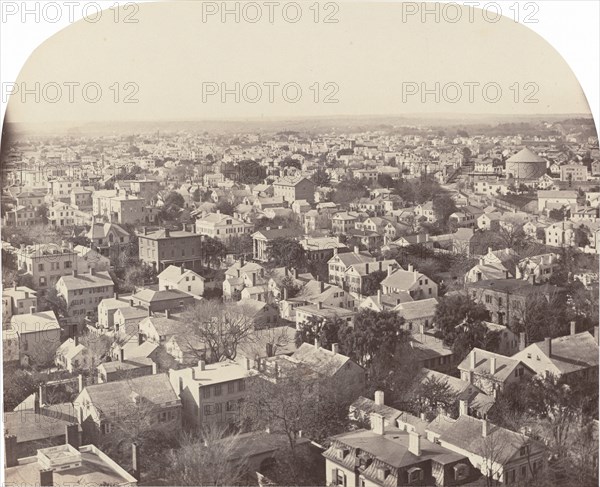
[238,379,245,392]
[498,297,503,306]
[101,422,112,434]
[214,384,222,396]
[521,465,527,477]
[408,467,423,483]
[159,411,168,422]
[226,400,237,412]
[228,382,235,393]
[38,263,44,271]
[202,387,211,399]
[485,295,492,304]
[520,446,528,457]
[215,403,222,414]
[204,405,213,416]
[335,469,346,487]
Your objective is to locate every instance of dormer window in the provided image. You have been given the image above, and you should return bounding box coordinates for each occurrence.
[454,463,469,481]
[408,467,423,483]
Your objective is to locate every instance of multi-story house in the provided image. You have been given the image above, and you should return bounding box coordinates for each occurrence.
[3,206,43,227]
[324,412,479,487]
[2,286,37,321]
[251,227,297,262]
[458,348,534,396]
[343,259,399,295]
[138,228,203,272]
[514,253,560,283]
[467,279,563,327]
[74,373,181,445]
[195,211,254,242]
[56,269,115,324]
[295,302,356,328]
[70,187,93,209]
[380,265,438,300]
[415,201,436,222]
[512,324,599,383]
[169,360,252,429]
[8,310,61,366]
[49,179,81,198]
[16,243,77,295]
[273,176,315,203]
[328,249,375,287]
[537,190,578,212]
[331,211,361,234]
[544,221,575,247]
[130,288,195,313]
[93,189,156,225]
[426,413,546,485]
[560,163,588,182]
[86,221,132,262]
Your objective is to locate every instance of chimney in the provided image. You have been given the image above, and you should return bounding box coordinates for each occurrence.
[314,337,320,349]
[354,246,359,254]
[74,335,79,347]
[374,390,384,406]
[320,280,325,293]
[165,309,171,319]
[317,301,323,310]
[470,350,476,369]
[245,357,252,370]
[570,321,576,336]
[594,326,599,345]
[543,337,552,357]
[489,356,496,375]
[72,269,78,277]
[331,343,339,355]
[120,348,125,362]
[377,289,382,303]
[459,399,469,417]
[240,256,245,267]
[387,265,394,277]
[283,287,289,301]
[365,263,369,274]
[65,424,81,449]
[152,361,157,374]
[371,412,385,435]
[5,434,18,467]
[487,247,493,255]
[89,267,95,276]
[408,264,414,272]
[114,292,119,300]
[131,442,141,481]
[482,419,489,437]
[292,268,298,278]
[143,227,148,236]
[29,306,35,314]
[129,298,134,307]
[180,264,185,275]
[519,332,526,351]
[40,468,54,487]
[24,291,29,299]
[266,342,274,357]
[78,374,83,393]
[198,360,206,371]
[252,273,256,286]
[408,431,421,456]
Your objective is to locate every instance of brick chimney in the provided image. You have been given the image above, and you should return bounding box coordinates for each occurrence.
[374,390,384,406]
[180,264,185,275]
[5,434,18,467]
[365,263,369,274]
[198,360,206,371]
[594,326,599,345]
[408,431,421,456]
[331,343,339,355]
[570,321,577,335]
[371,412,384,435]
[120,348,125,362]
[519,332,526,351]
[482,419,489,437]
[165,309,171,319]
[489,356,496,375]
[320,280,325,293]
[29,306,36,314]
[266,342,274,357]
[470,350,476,369]
[40,468,54,487]
[354,246,359,254]
[408,264,414,272]
[317,301,323,310]
[283,287,288,300]
[164,228,170,238]
[543,337,552,357]
[89,267,95,276]
[65,424,81,449]
[387,265,394,277]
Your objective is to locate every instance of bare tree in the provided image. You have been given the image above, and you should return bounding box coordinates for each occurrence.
[164,425,250,486]
[181,299,255,362]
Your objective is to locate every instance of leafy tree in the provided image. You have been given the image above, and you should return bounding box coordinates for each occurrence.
[377,174,394,188]
[332,178,368,205]
[269,237,306,269]
[432,193,457,227]
[215,200,235,216]
[574,225,590,248]
[36,203,49,224]
[202,236,227,268]
[39,287,69,318]
[410,375,459,420]
[338,309,406,368]
[310,168,330,187]
[238,159,265,184]
[159,191,185,221]
[434,292,489,336]
[295,315,344,349]
[445,322,501,364]
[3,366,42,411]
[361,270,387,296]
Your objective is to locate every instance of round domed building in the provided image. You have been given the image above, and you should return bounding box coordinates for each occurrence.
[505,147,547,180]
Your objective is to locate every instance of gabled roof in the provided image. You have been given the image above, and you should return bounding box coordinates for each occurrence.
[158,265,204,284]
[506,148,545,163]
[393,298,438,320]
[291,342,354,377]
[132,287,192,303]
[381,268,425,291]
[458,348,523,382]
[10,311,60,334]
[83,373,178,417]
[328,251,375,267]
[58,271,114,290]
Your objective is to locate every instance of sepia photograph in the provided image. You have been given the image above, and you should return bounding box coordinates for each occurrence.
[0,1,599,486]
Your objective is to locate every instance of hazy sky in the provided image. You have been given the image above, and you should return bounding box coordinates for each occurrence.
[5,1,594,123]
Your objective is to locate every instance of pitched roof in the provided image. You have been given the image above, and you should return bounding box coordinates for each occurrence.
[158,265,204,284]
[393,298,438,320]
[84,373,177,416]
[10,311,60,334]
[291,342,354,376]
[458,348,522,382]
[59,271,114,290]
